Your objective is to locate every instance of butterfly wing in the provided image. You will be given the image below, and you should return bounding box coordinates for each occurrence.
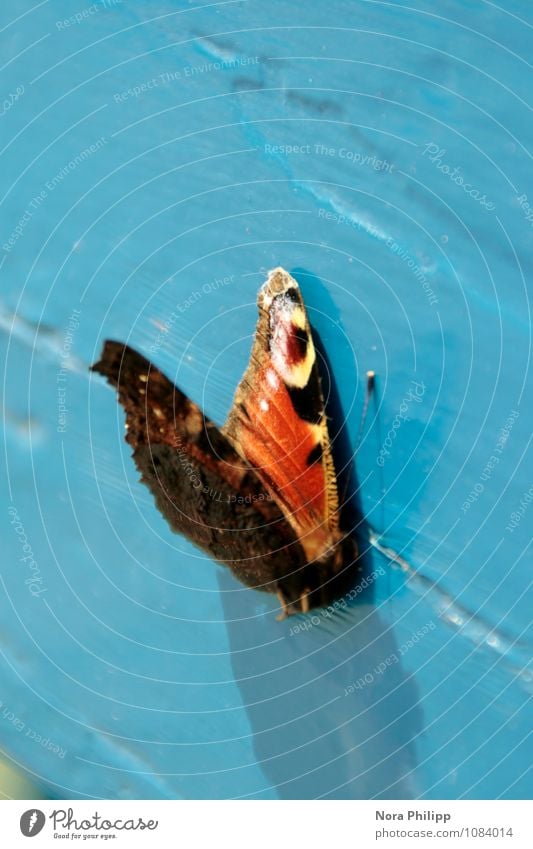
[90,341,306,595]
[223,268,341,563]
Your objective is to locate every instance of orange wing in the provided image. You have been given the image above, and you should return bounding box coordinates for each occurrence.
[223,268,340,562]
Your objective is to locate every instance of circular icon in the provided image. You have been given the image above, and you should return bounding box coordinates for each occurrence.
[20,810,46,837]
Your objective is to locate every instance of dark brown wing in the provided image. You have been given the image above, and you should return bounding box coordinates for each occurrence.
[90,341,307,596]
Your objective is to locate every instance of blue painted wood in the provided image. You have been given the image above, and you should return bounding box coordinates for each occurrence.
[1,0,531,799]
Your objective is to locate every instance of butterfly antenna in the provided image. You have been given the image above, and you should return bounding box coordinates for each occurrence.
[339,371,376,513]
[354,371,376,453]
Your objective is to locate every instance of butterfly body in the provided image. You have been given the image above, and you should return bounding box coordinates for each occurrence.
[91,269,361,617]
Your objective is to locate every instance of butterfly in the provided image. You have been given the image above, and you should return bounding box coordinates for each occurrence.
[91,268,372,618]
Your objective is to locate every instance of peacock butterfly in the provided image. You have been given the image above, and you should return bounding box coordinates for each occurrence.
[91,267,371,618]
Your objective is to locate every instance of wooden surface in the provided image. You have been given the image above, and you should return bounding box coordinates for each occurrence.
[1,0,531,799]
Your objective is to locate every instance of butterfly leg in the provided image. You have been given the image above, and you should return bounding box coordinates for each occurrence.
[276,589,290,621]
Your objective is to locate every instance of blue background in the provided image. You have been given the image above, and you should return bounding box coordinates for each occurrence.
[1,0,531,799]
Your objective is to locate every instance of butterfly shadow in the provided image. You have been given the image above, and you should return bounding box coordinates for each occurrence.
[219,567,422,799]
[218,268,423,799]
[294,266,376,585]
